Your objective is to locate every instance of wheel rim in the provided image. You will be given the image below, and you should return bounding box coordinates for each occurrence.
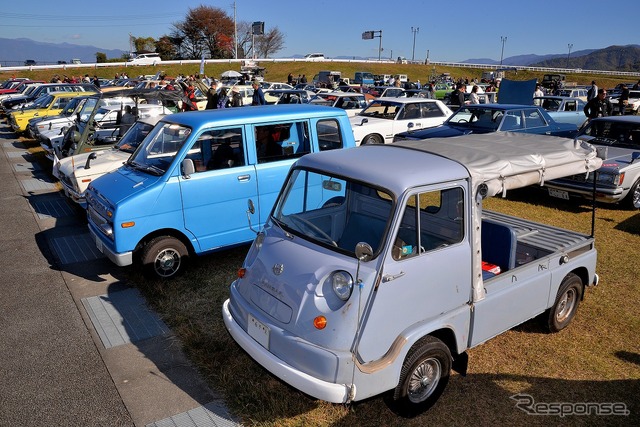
[555,287,577,323]
[632,184,640,208]
[407,357,441,403]
[154,248,181,278]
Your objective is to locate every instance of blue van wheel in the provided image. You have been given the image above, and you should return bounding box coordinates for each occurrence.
[141,236,189,279]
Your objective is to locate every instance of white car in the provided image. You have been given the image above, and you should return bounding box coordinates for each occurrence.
[304,53,325,61]
[54,116,163,206]
[127,53,161,65]
[310,92,368,117]
[611,89,640,115]
[349,97,453,145]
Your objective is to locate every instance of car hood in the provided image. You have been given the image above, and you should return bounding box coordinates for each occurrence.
[89,165,162,206]
[57,148,130,181]
[396,125,469,140]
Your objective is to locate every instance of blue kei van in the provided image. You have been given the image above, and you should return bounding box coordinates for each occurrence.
[85,105,356,278]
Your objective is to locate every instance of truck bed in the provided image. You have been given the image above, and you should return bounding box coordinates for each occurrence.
[482,209,593,271]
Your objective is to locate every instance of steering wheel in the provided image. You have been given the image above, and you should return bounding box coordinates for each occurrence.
[288,215,338,247]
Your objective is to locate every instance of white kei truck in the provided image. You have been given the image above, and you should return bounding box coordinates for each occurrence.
[222,133,603,417]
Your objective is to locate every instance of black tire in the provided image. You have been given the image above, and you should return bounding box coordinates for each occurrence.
[621,179,640,210]
[544,273,583,332]
[362,134,383,145]
[389,336,451,418]
[140,236,189,279]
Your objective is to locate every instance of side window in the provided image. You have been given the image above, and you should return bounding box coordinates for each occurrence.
[317,119,344,151]
[190,127,245,172]
[256,121,309,163]
[393,187,464,261]
[420,102,445,118]
[523,109,546,128]
[501,111,522,131]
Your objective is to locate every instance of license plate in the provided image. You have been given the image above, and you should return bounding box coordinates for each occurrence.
[94,234,104,253]
[247,313,270,349]
[548,188,570,200]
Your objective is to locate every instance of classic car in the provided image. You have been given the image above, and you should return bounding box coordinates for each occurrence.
[368,86,404,98]
[54,116,165,207]
[309,91,368,116]
[1,83,98,112]
[127,53,161,65]
[0,81,45,103]
[534,95,588,128]
[610,89,640,115]
[7,91,94,133]
[27,95,87,140]
[545,116,640,208]
[555,87,589,101]
[433,82,453,100]
[264,89,315,104]
[259,81,294,91]
[393,104,578,141]
[349,97,453,145]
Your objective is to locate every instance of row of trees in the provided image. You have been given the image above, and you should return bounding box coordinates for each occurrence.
[131,5,284,61]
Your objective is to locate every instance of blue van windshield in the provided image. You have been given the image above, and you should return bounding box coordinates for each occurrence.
[127,122,191,175]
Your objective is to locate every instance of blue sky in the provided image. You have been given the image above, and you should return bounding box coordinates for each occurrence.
[1,0,638,62]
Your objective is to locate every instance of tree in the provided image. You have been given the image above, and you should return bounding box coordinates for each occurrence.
[255,26,285,59]
[132,36,157,53]
[95,52,106,63]
[171,5,234,60]
[156,36,179,60]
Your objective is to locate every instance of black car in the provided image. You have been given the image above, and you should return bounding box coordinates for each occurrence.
[1,83,99,112]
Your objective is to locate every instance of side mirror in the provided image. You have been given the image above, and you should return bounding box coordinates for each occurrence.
[246,199,258,235]
[182,158,195,178]
[71,130,81,143]
[360,118,368,126]
[355,242,373,262]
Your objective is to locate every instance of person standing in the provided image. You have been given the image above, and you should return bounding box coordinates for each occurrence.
[450,83,466,108]
[618,84,629,115]
[251,81,266,106]
[469,85,480,104]
[587,81,598,101]
[583,88,612,121]
[205,81,219,109]
[533,84,544,104]
[229,86,243,107]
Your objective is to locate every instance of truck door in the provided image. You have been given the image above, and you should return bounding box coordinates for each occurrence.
[180,126,258,252]
[356,185,472,362]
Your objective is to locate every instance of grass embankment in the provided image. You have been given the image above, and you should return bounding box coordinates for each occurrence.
[2,61,634,90]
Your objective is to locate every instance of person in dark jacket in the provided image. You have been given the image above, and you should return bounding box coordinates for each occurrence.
[449,83,466,108]
[251,81,266,105]
[583,88,612,120]
[205,81,219,109]
[618,84,630,115]
[229,86,243,107]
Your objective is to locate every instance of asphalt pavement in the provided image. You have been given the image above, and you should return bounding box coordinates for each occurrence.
[0,117,239,427]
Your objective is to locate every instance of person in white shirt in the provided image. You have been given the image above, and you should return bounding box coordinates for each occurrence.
[533,84,544,105]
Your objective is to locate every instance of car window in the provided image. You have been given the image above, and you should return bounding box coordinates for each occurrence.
[582,121,640,148]
[256,121,311,163]
[393,187,464,261]
[501,111,523,131]
[189,127,246,172]
[523,109,547,128]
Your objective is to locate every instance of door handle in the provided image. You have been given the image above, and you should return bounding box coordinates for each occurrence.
[382,271,405,282]
[237,174,251,182]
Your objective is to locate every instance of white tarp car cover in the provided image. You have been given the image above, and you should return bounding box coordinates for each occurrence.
[396,132,602,301]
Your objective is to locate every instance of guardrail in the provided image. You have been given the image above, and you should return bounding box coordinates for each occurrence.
[2,58,639,78]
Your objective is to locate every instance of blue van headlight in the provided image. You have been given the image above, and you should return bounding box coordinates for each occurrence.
[329,270,354,301]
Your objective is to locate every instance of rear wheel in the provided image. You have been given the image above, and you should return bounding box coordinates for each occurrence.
[362,134,383,145]
[389,336,451,417]
[544,273,583,332]
[141,236,189,279]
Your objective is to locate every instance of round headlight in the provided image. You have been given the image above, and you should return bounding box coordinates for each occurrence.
[330,270,354,301]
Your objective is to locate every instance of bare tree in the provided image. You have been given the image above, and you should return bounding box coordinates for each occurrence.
[236,21,253,58]
[172,5,234,60]
[255,27,285,59]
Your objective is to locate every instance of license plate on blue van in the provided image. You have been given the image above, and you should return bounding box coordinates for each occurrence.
[248,313,270,349]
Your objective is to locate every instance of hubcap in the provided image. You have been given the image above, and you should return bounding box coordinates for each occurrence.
[556,288,576,323]
[407,357,441,403]
[155,248,180,277]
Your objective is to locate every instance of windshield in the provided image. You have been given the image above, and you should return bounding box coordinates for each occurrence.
[580,120,640,148]
[114,121,156,154]
[127,122,191,175]
[446,107,504,131]
[77,97,101,123]
[272,168,393,255]
[359,100,402,120]
[61,97,83,116]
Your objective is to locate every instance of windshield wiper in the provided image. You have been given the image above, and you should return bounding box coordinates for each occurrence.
[125,160,164,176]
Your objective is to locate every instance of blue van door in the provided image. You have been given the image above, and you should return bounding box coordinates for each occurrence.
[180,127,258,252]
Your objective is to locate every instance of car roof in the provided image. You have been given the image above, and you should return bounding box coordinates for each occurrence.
[159,104,348,128]
[588,116,640,124]
[372,97,439,104]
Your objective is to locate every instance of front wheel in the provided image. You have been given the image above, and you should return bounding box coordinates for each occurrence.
[140,236,189,279]
[389,336,451,418]
[622,179,640,210]
[362,134,383,145]
[544,273,583,332]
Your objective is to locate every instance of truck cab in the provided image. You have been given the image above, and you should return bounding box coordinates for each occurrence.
[223,133,601,416]
[86,105,356,278]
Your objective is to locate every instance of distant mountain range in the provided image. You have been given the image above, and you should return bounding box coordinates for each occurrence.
[1,38,639,72]
[0,37,127,66]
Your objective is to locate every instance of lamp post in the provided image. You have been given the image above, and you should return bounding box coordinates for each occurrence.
[500,36,507,66]
[567,43,573,68]
[411,27,419,62]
